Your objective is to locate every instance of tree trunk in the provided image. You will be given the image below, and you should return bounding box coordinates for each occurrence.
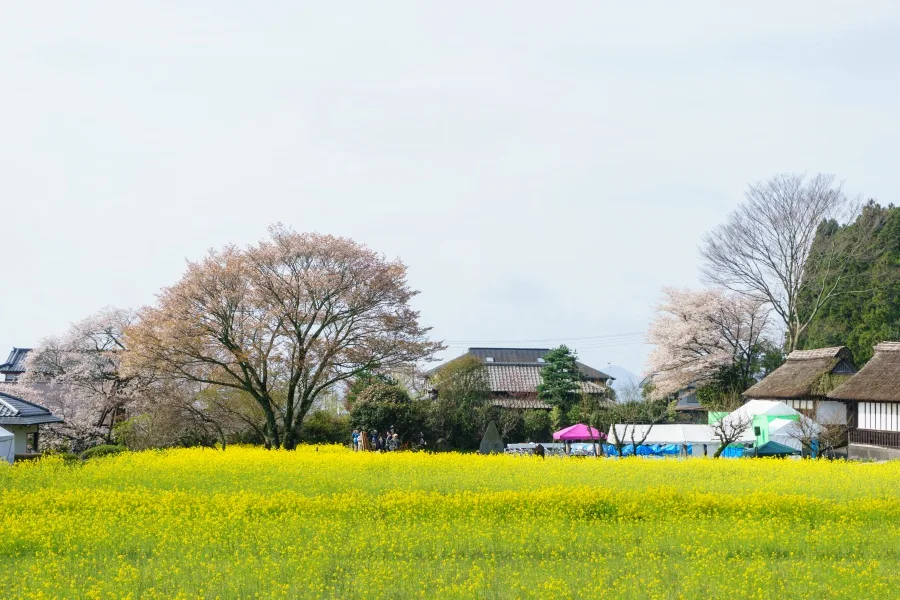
[259,399,281,449]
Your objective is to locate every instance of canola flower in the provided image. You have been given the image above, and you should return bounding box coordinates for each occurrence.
[1,446,899,599]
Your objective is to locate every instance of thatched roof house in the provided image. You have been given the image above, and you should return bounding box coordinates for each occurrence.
[827,343,900,403]
[827,342,900,459]
[743,347,856,423]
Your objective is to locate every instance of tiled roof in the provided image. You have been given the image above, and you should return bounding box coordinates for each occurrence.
[0,348,31,374]
[0,390,63,426]
[428,347,613,381]
[491,397,553,410]
[486,364,608,394]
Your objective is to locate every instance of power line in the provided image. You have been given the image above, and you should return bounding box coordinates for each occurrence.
[443,332,645,344]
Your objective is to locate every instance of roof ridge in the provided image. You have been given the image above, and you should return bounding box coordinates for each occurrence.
[874,341,900,352]
[0,396,15,415]
[0,390,51,414]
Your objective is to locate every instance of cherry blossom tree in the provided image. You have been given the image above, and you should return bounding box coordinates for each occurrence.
[19,307,153,448]
[645,287,773,398]
[127,224,443,450]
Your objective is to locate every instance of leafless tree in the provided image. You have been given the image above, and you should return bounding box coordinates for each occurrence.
[710,409,753,458]
[607,399,672,457]
[700,173,880,352]
[786,415,847,459]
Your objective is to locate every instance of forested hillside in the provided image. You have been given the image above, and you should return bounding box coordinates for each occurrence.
[800,202,900,364]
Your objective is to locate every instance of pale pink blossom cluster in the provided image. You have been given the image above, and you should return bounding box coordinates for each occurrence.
[646,287,772,397]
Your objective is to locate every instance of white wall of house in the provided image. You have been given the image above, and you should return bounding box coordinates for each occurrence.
[780,399,847,424]
[858,401,900,432]
[4,425,37,455]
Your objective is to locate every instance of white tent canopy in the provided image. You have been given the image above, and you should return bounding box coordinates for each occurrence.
[608,424,756,446]
[0,425,14,464]
[722,399,798,422]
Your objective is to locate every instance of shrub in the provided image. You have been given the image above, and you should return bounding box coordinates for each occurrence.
[350,383,429,443]
[522,410,552,441]
[301,411,352,444]
[80,445,126,460]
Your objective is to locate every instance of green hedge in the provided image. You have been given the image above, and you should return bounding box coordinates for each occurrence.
[80,445,127,460]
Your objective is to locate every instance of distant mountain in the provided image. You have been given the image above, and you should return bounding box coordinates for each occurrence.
[602,365,643,399]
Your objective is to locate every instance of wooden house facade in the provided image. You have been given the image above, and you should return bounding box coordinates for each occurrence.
[742,347,857,424]
[828,342,900,460]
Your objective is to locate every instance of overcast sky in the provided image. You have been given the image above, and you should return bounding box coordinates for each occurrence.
[2,2,900,376]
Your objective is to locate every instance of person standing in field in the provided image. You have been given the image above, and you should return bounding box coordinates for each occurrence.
[351,429,360,451]
[388,433,399,451]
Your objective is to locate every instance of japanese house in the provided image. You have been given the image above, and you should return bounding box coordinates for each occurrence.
[427,347,614,410]
[742,347,857,424]
[0,390,63,462]
[827,342,900,460]
[0,347,31,382]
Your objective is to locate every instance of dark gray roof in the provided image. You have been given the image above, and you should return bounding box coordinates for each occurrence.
[0,348,31,374]
[491,397,553,410]
[0,390,63,426]
[462,348,613,381]
[486,364,609,395]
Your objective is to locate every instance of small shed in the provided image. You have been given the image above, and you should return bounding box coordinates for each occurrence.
[0,390,63,461]
[742,347,856,424]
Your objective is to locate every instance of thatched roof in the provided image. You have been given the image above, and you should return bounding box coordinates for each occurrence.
[743,347,856,400]
[827,342,900,402]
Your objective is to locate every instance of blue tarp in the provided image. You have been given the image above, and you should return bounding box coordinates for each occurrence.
[603,443,686,457]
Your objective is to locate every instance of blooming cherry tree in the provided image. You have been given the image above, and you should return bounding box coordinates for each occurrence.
[20,307,151,447]
[646,287,773,397]
[127,224,443,449]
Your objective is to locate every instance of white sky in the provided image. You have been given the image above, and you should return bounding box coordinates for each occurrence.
[2,1,899,375]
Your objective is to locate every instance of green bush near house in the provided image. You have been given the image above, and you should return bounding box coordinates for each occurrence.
[80,445,126,460]
[300,411,351,444]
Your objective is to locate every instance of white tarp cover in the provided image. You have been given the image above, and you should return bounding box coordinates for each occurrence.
[608,424,755,445]
[0,425,13,464]
[726,400,800,422]
[768,416,821,451]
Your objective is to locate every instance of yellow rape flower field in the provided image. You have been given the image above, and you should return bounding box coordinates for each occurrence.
[2,447,900,599]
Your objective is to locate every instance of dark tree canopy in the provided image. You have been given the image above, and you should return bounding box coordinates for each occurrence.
[537,345,582,413]
[799,202,900,364]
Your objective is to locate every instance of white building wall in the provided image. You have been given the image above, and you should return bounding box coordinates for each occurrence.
[5,425,37,455]
[859,402,900,432]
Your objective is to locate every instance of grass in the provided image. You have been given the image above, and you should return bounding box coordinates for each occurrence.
[1,446,899,599]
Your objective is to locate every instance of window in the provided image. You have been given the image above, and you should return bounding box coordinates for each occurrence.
[485,357,494,363]
[753,427,761,436]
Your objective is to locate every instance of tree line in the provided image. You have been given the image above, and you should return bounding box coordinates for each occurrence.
[16,225,441,452]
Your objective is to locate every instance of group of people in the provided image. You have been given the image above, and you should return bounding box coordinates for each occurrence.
[352,428,426,452]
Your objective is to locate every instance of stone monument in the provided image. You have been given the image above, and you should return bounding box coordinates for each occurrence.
[478,420,504,455]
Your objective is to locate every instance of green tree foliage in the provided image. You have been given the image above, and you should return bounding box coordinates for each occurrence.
[521,410,551,442]
[349,383,428,443]
[300,411,352,444]
[428,355,492,449]
[799,202,900,363]
[537,346,582,414]
[344,371,399,409]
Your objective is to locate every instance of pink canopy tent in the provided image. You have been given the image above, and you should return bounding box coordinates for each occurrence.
[552,423,604,441]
